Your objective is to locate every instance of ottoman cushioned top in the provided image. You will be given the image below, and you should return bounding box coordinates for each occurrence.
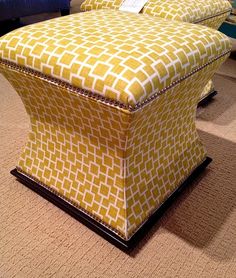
[81,0,232,24]
[0,10,231,108]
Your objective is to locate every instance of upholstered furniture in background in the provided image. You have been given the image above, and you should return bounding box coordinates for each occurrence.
[219,22,236,39]
[81,0,231,28]
[80,0,232,103]
[219,0,236,39]
[0,0,70,21]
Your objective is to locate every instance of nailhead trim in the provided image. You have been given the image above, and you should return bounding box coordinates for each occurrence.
[193,9,232,24]
[0,49,231,113]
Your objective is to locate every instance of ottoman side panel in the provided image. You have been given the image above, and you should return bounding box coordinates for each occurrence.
[142,0,232,26]
[197,12,231,30]
[124,55,227,238]
[0,66,130,238]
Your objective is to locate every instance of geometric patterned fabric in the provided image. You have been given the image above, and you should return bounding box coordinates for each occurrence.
[0,10,231,107]
[80,0,232,100]
[0,10,231,239]
[0,54,228,239]
[80,0,232,29]
[142,0,232,27]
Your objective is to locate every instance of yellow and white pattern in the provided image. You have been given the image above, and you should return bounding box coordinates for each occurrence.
[142,0,231,26]
[0,55,228,239]
[80,0,122,11]
[0,10,231,107]
[195,9,232,29]
[0,10,231,239]
[81,0,231,28]
[80,1,231,101]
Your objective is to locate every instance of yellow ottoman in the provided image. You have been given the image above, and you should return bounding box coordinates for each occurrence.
[0,10,231,250]
[81,0,232,104]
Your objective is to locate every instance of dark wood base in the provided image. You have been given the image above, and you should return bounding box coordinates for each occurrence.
[11,157,212,252]
[198,90,217,107]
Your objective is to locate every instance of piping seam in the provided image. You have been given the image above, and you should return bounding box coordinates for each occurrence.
[0,50,231,112]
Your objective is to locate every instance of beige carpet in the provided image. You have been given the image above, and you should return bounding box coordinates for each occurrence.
[1,3,236,277]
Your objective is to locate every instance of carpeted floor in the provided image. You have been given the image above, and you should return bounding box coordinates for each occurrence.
[1,2,236,277]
